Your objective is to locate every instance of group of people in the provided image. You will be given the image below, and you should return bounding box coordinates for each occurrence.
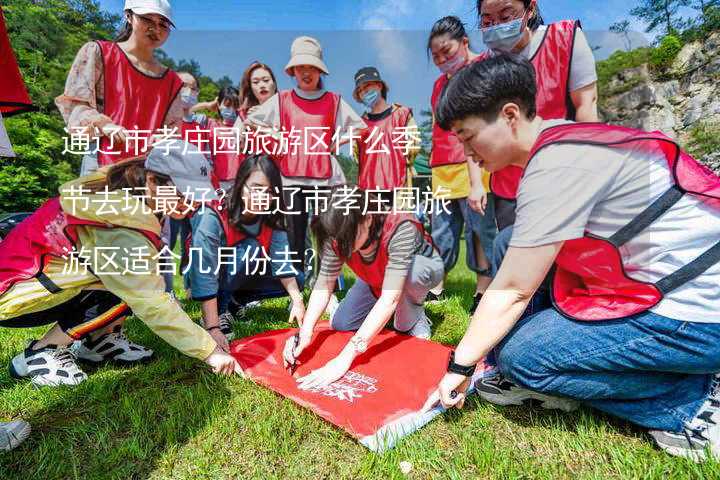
[1,0,718,464]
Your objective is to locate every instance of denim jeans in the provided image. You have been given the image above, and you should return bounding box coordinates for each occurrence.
[330,254,444,332]
[431,196,496,275]
[496,308,720,432]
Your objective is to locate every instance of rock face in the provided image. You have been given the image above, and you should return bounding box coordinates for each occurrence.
[601,31,720,149]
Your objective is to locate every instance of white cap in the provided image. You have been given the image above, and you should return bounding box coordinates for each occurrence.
[124,0,174,26]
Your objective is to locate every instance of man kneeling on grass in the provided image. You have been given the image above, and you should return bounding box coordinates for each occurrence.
[425,54,720,461]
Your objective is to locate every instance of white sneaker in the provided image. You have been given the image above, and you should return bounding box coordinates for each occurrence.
[475,373,579,412]
[0,420,30,451]
[217,312,235,341]
[325,294,340,319]
[407,314,432,340]
[10,342,87,387]
[71,327,153,364]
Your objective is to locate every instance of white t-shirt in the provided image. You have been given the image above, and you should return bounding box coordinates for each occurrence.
[0,112,15,157]
[240,88,366,187]
[517,24,598,92]
[511,120,720,323]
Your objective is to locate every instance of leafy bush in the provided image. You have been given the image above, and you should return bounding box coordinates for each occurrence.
[650,34,683,71]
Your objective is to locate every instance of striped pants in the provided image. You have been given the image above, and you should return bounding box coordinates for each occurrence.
[0,291,128,340]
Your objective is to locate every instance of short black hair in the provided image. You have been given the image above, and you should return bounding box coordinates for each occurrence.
[435,53,537,130]
[426,16,468,58]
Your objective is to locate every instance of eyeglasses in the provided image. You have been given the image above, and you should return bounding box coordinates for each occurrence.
[133,13,172,33]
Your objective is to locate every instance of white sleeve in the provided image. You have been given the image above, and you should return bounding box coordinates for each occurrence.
[568,28,598,92]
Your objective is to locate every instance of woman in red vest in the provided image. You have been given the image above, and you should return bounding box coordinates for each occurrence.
[0,144,242,389]
[56,0,183,173]
[281,187,445,389]
[184,155,305,351]
[427,55,720,461]
[475,0,599,276]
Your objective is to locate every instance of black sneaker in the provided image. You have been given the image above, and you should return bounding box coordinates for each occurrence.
[470,293,483,315]
[650,374,720,461]
[10,341,87,387]
[475,373,579,412]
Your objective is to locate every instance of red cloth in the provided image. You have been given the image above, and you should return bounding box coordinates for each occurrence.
[230,325,451,447]
[0,9,34,116]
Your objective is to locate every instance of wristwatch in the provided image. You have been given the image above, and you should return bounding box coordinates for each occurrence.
[349,335,368,354]
[447,351,476,377]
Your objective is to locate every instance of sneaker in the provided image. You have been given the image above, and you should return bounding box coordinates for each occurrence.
[10,342,87,387]
[650,374,720,461]
[325,294,340,319]
[0,420,30,451]
[217,312,235,340]
[475,373,579,412]
[470,293,483,315]
[71,326,153,364]
[407,314,432,340]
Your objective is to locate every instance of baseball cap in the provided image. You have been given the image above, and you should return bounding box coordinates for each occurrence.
[353,66,388,101]
[124,0,175,27]
[144,141,217,200]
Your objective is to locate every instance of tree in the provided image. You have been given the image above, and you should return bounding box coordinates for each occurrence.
[630,0,685,36]
[610,20,633,51]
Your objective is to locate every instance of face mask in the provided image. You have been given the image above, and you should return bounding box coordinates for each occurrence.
[180,89,198,108]
[482,14,527,53]
[361,89,381,109]
[438,50,467,76]
[219,106,237,123]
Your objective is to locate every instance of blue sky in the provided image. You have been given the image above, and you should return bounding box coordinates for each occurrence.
[97,0,658,116]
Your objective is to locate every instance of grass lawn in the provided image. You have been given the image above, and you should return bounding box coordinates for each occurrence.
[1,246,719,479]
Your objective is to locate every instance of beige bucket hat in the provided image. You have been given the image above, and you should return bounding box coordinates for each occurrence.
[284,36,329,76]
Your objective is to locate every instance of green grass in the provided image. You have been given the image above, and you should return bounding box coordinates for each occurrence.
[2,247,719,479]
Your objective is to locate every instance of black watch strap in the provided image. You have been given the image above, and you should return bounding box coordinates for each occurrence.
[447,351,476,377]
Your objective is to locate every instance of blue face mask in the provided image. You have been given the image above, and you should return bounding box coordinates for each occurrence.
[482,15,526,53]
[361,89,381,110]
[219,106,237,123]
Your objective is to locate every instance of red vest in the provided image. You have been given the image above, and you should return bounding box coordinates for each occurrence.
[527,123,720,321]
[0,10,34,116]
[96,41,183,166]
[430,56,484,168]
[357,106,412,190]
[208,118,241,183]
[278,90,340,179]
[490,20,580,205]
[339,213,434,298]
[0,197,162,297]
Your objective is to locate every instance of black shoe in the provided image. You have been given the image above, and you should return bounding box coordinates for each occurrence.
[470,293,483,315]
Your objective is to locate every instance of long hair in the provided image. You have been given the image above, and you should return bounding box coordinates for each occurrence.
[312,186,386,261]
[115,9,133,42]
[239,62,277,111]
[476,0,544,31]
[226,155,286,231]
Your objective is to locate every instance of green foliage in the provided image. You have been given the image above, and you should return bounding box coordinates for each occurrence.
[686,121,720,158]
[649,34,683,71]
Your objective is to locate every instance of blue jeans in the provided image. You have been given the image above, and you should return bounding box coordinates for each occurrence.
[496,308,720,432]
[431,196,496,275]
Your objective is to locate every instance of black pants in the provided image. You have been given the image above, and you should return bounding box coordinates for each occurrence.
[0,291,129,340]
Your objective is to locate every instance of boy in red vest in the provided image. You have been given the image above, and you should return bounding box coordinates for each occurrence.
[426,54,720,461]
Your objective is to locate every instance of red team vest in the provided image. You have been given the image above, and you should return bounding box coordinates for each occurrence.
[357,106,413,190]
[338,213,434,298]
[430,56,484,168]
[0,197,162,297]
[96,40,183,166]
[526,123,720,321]
[278,90,340,179]
[489,20,580,227]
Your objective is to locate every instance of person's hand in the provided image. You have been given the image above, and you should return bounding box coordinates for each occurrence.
[282,331,312,369]
[208,327,230,353]
[468,186,488,215]
[296,350,354,390]
[288,299,305,326]
[100,123,129,146]
[204,346,244,376]
[423,372,471,412]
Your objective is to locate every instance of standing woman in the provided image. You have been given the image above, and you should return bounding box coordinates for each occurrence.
[427,16,497,314]
[56,0,183,173]
[475,0,599,268]
[243,36,366,279]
